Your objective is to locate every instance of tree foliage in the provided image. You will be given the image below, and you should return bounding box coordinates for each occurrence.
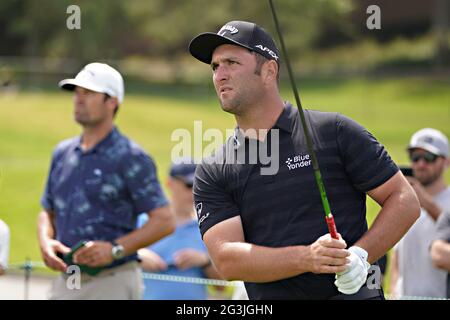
[0,0,354,61]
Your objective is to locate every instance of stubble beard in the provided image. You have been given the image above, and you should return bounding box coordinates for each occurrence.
[219,94,245,116]
[75,112,104,128]
[415,167,443,186]
[219,82,261,117]
[218,66,264,116]
[418,173,440,187]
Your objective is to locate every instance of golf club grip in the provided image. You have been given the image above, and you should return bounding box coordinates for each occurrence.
[326,214,339,239]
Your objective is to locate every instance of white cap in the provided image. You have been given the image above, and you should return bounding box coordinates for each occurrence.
[408,128,449,158]
[58,62,124,104]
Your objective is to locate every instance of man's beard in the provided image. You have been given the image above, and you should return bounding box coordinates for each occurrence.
[219,96,244,116]
[75,110,104,127]
[416,170,441,186]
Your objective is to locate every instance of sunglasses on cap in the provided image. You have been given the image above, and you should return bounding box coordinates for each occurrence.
[409,151,439,163]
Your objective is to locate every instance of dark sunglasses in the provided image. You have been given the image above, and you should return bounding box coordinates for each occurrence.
[410,152,439,163]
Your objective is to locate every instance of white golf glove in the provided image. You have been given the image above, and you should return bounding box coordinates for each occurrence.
[334,246,371,295]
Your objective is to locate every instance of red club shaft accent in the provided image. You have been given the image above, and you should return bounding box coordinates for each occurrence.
[326,214,339,239]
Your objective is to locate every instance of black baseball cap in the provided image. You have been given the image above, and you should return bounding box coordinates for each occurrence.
[189,20,280,65]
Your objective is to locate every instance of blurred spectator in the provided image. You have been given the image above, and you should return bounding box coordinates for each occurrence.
[430,209,450,298]
[390,128,450,298]
[0,219,10,275]
[137,159,220,300]
[37,62,174,299]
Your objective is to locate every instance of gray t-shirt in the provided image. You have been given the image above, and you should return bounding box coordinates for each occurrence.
[434,207,450,298]
[395,187,450,298]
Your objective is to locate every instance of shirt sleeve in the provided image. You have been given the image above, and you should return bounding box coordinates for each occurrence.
[40,149,59,211]
[121,150,168,214]
[136,213,149,228]
[193,162,240,238]
[435,210,450,242]
[336,114,399,192]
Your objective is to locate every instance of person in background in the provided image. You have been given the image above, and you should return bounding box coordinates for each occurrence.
[137,159,219,300]
[37,62,174,299]
[0,219,10,275]
[390,128,450,299]
[431,208,450,298]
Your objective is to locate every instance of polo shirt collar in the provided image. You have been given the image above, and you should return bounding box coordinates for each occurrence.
[74,127,120,154]
[273,102,295,133]
[232,102,295,149]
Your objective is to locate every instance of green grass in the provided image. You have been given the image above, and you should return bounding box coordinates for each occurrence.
[1,77,449,291]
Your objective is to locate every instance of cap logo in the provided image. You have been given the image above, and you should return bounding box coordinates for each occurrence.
[255,44,279,61]
[417,136,434,145]
[218,25,239,36]
[82,68,95,77]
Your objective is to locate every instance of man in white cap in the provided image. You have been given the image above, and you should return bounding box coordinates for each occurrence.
[390,128,450,299]
[37,63,175,299]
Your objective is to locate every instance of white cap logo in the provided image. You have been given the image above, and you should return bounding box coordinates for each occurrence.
[218,25,239,36]
[255,44,279,61]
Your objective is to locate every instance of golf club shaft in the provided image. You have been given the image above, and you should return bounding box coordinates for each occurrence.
[268,0,338,239]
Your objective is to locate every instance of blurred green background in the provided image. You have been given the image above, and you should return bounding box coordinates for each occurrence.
[0,0,449,294]
[1,79,449,278]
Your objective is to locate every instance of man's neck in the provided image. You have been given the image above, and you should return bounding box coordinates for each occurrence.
[174,208,195,226]
[171,203,195,226]
[81,122,114,151]
[235,95,285,140]
[425,177,447,196]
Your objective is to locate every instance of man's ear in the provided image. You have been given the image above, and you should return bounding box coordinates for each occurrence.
[166,178,172,190]
[106,96,118,112]
[262,60,278,85]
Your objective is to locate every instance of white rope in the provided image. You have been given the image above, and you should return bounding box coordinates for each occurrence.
[8,261,46,269]
[7,260,240,287]
[7,261,448,299]
[141,272,241,287]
